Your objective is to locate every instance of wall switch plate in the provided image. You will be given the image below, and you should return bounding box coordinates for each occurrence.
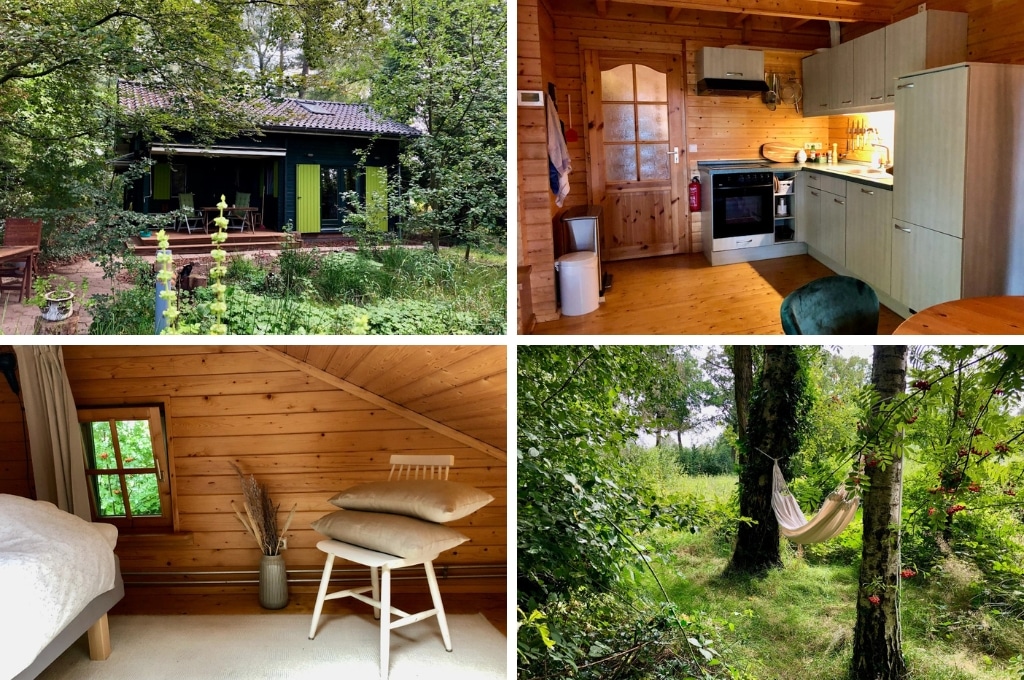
[918,3,927,13]
[688,143,698,153]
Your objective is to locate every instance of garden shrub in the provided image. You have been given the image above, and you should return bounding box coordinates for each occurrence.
[364,299,480,335]
[312,251,386,303]
[89,285,156,335]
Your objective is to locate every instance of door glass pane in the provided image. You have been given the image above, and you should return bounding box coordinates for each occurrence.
[637,104,668,141]
[639,144,670,181]
[320,168,339,220]
[87,422,116,469]
[603,104,636,142]
[115,420,153,468]
[635,65,667,101]
[601,64,634,101]
[605,145,638,182]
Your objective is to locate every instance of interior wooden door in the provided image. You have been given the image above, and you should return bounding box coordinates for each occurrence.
[585,51,685,261]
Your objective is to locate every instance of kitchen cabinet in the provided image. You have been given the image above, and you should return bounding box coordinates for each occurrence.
[801,10,965,117]
[828,41,855,111]
[884,11,968,104]
[801,51,830,116]
[845,183,893,296]
[893,61,1024,307]
[853,28,886,108]
[800,171,845,267]
[696,47,763,81]
[891,220,961,313]
[893,65,967,239]
[819,185,847,267]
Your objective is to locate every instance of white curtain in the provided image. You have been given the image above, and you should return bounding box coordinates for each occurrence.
[13,346,90,520]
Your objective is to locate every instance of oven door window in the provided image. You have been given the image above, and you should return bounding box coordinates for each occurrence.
[714,187,773,238]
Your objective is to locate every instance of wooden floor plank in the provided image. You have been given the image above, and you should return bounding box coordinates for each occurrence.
[533,254,904,335]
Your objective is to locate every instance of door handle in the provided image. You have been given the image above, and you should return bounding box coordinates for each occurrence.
[871,96,884,101]
[726,72,743,77]
[667,147,679,164]
[810,190,819,196]
[895,224,912,233]
[897,83,915,90]
[834,198,845,205]
[860,188,875,195]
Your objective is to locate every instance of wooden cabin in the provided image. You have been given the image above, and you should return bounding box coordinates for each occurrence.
[518,0,1024,335]
[118,82,419,234]
[0,345,506,630]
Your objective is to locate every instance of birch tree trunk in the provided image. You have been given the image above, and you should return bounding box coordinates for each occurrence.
[727,345,806,574]
[851,345,909,680]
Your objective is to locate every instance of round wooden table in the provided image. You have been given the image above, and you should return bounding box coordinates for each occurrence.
[893,296,1024,334]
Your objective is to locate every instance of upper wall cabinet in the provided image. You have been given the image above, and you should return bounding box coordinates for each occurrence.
[803,9,966,117]
[884,10,968,104]
[696,47,763,81]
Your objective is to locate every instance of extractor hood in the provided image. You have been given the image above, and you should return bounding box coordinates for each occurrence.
[696,77,769,97]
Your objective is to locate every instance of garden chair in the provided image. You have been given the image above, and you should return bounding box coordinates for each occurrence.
[780,275,879,334]
[0,218,42,302]
[309,454,457,680]
[176,193,204,234]
[229,191,253,232]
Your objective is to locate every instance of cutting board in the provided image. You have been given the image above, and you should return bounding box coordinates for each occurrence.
[760,142,803,163]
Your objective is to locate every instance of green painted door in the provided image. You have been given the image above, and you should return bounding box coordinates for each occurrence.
[365,166,388,232]
[152,163,171,200]
[296,164,320,233]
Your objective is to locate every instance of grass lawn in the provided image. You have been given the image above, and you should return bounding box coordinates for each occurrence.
[639,475,1024,680]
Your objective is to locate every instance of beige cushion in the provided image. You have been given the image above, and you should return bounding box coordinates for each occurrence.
[328,480,494,523]
[311,509,469,558]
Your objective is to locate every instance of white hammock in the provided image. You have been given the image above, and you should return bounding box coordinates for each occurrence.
[771,461,860,544]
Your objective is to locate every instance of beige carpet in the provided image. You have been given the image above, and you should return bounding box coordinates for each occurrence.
[37,613,508,679]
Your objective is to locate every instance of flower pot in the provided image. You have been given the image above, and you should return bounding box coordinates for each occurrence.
[40,292,74,321]
[258,554,289,609]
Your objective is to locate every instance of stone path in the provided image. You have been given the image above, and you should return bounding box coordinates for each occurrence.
[2,259,114,336]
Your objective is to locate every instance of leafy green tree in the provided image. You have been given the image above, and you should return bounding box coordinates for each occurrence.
[636,346,718,449]
[369,0,506,254]
[727,345,812,574]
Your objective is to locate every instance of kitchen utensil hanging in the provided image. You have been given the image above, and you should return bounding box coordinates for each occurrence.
[564,94,579,142]
[780,78,803,113]
[763,71,778,111]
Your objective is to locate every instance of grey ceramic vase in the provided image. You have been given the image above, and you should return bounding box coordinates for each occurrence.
[259,554,289,610]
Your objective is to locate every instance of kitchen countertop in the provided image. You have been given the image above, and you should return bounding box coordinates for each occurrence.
[698,160,893,190]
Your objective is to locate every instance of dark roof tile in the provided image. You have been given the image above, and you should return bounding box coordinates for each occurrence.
[118,81,420,137]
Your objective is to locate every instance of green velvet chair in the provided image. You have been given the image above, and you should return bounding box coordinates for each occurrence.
[780,276,879,334]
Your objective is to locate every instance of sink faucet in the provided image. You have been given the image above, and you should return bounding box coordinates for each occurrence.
[871,143,891,168]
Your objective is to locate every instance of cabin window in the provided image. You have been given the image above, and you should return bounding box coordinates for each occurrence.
[320,166,361,231]
[78,405,173,531]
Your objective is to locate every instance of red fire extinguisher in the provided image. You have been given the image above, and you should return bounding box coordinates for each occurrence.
[688,176,702,212]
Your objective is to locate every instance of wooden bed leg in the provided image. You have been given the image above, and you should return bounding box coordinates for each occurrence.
[87,613,112,660]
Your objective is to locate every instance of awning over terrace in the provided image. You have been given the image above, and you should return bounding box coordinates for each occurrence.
[150,145,287,158]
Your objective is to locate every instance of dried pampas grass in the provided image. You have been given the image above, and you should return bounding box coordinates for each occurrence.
[231,463,296,556]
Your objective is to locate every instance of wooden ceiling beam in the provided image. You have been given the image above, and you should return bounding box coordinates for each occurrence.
[787,17,812,31]
[255,346,507,463]
[728,11,749,28]
[607,0,891,23]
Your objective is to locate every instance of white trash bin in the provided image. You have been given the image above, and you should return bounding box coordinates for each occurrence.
[556,251,599,316]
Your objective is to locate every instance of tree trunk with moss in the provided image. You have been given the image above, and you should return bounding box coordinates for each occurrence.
[851,345,909,680]
[727,345,808,574]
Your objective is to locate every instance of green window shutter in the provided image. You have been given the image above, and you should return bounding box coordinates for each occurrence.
[296,164,321,233]
[365,166,388,232]
[153,163,171,200]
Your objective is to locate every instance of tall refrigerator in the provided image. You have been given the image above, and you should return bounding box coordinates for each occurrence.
[892,62,1024,313]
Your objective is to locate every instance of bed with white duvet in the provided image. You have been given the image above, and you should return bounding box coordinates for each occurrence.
[0,494,123,680]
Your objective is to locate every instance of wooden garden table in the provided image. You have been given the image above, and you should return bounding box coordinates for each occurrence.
[893,296,1024,335]
[0,245,38,300]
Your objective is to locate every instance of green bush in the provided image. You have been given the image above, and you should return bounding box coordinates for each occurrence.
[312,251,386,303]
[364,299,479,334]
[89,285,156,335]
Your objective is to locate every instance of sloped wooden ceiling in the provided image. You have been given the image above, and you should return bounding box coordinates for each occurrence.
[264,346,506,461]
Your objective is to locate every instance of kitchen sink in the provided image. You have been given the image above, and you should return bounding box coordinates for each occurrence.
[839,166,891,177]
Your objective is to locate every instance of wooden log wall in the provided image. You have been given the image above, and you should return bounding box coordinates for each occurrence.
[0,346,506,595]
[892,0,1024,65]
[519,0,832,323]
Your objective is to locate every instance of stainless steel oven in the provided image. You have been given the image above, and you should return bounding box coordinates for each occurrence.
[711,171,774,239]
